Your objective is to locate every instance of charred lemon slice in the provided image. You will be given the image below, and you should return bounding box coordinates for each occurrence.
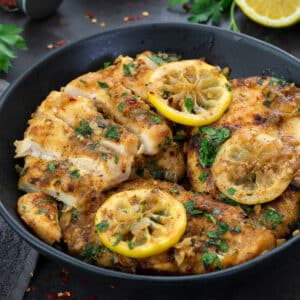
[95,189,187,258]
[212,127,298,205]
[147,60,232,126]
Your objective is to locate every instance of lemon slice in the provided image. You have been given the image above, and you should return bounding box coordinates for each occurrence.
[95,189,187,258]
[236,0,300,28]
[147,60,232,126]
[212,127,298,205]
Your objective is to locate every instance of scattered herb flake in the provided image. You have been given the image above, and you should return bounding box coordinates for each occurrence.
[70,169,80,179]
[87,143,98,150]
[79,79,87,84]
[201,252,222,270]
[148,55,163,66]
[225,83,232,92]
[105,125,120,140]
[48,162,56,171]
[184,97,194,112]
[204,212,216,224]
[101,152,108,162]
[136,168,144,177]
[75,119,93,136]
[114,154,119,164]
[97,81,109,88]
[118,101,125,112]
[170,188,180,195]
[123,62,134,76]
[113,232,122,246]
[199,172,208,183]
[81,243,100,262]
[96,220,109,232]
[227,187,236,195]
[103,61,112,68]
[162,90,170,99]
[71,209,79,221]
[148,114,161,124]
[257,78,264,85]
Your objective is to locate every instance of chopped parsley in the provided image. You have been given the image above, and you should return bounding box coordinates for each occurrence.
[97,81,109,88]
[136,168,144,177]
[227,187,236,195]
[101,152,108,162]
[170,188,180,195]
[20,167,29,176]
[114,154,119,164]
[70,169,80,179]
[79,79,87,84]
[96,220,109,232]
[71,209,79,221]
[123,62,134,76]
[103,61,112,68]
[105,125,120,140]
[184,97,194,113]
[148,114,161,124]
[204,212,216,224]
[75,119,93,136]
[81,243,100,262]
[198,126,230,168]
[199,172,208,183]
[269,77,287,87]
[257,78,264,85]
[148,55,163,66]
[184,200,215,223]
[87,143,98,150]
[48,162,56,171]
[36,207,49,215]
[201,252,222,270]
[220,193,254,215]
[162,90,170,99]
[232,225,241,233]
[113,232,122,246]
[263,207,283,229]
[165,136,172,145]
[118,101,125,112]
[225,83,232,92]
[217,222,229,235]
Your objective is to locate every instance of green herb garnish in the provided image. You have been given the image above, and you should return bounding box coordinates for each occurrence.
[123,62,134,76]
[148,55,163,66]
[96,220,109,232]
[75,119,93,136]
[81,243,100,262]
[48,162,56,171]
[118,101,125,112]
[71,209,79,221]
[201,252,222,270]
[149,114,161,124]
[103,61,112,68]
[199,172,208,183]
[70,169,80,179]
[113,232,122,246]
[97,81,109,88]
[0,24,28,73]
[184,97,194,112]
[227,187,236,195]
[105,125,120,140]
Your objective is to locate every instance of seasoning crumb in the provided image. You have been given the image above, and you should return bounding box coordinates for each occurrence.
[100,21,107,27]
[124,16,129,22]
[29,272,34,277]
[47,44,53,49]
[137,15,144,20]
[142,11,150,17]
[91,18,97,23]
[57,291,71,297]
[276,238,286,246]
[292,229,300,237]
[26,287,31,292]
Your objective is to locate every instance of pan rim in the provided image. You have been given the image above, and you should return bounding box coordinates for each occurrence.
[1,22,300,282]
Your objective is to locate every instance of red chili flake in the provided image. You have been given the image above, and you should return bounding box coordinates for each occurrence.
[85,11,94,19]
[59,267,70,285]
[48,293,58,300]
[128,98,137,105]
[168,98,173,104]
[127,2,132,8]
[54,39,68,48]
[128,15,135,21]
[89,296,98,300]
[137,15,144,20]
[0,0,16,8]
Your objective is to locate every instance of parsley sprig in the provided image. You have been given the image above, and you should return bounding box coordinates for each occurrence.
[0,24,28,73]
[168,0,240,32]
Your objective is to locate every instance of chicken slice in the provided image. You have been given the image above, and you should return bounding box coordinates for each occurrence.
[14,113,132,187]
[64,59,172,155]
[60,179,275,274]
[35,91,139,156]
[18,156,106,207]
[17,192,61,244]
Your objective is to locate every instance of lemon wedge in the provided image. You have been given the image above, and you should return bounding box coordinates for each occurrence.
[212,127,298,205]
[236,0,300,28]
[147,60,232,126]
[95,189,187,258]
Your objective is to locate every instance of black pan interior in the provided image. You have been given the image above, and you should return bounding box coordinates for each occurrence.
[0,23,300,282]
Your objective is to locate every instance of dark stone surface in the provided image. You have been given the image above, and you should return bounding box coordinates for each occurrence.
[0,1,300,299]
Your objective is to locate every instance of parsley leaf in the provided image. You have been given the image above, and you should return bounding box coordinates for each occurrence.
[199,172,208,183]
[148,114,161,124]
[75,119,93,136]
[96,220,109,232]
[148,55,163,66]
[70,169,80,179]
[227,187,236,195]
[97,81,109,88]
[201,252,222,270]
[105,125,120,140]
[103,61,112,68]
[71,209,79,221]
[118,101,125,112]
[0,24,28,73]
[263,207,283,229]
[113,232,122,246]
[184,97,194,112]
[81,243,100,262]
[48,162,56,171]
[123,62,134,76]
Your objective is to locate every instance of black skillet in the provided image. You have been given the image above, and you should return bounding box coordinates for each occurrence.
[0,23,300,284]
